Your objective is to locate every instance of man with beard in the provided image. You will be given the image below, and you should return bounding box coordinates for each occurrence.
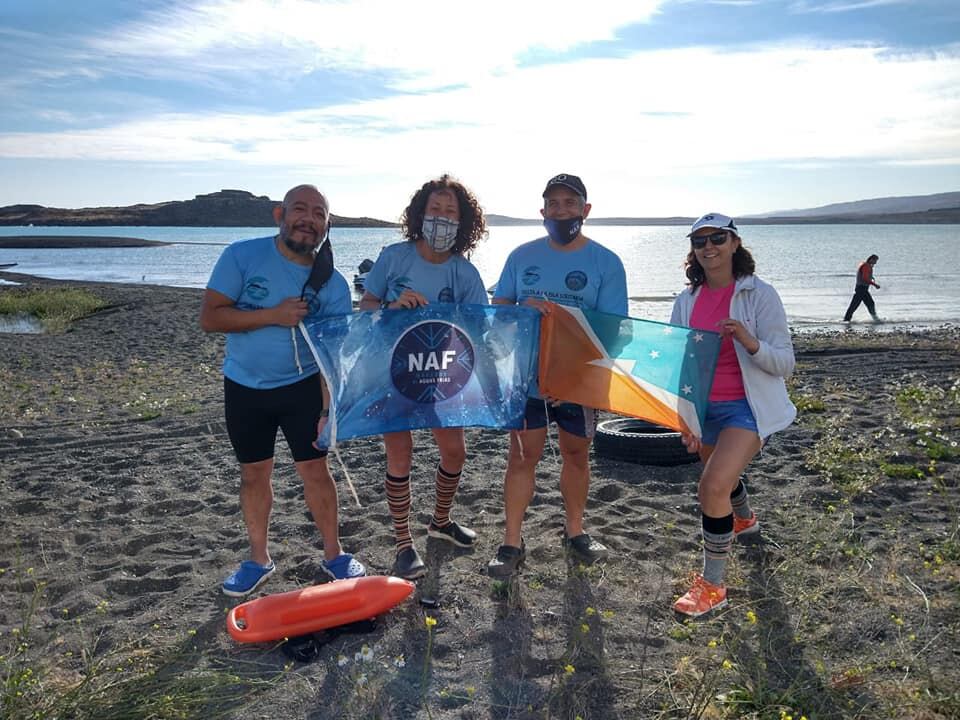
[200,184,365,596]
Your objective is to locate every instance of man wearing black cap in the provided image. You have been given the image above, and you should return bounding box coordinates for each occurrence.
[487,174,628,577]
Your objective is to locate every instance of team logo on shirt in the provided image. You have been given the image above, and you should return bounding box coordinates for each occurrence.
[438,287,454,303]
[391,321,475,403]
[522,266,541,286]
[244,277,270,301]
[565,271,587,291]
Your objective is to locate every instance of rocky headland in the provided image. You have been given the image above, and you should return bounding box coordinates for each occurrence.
[0,189,397,228]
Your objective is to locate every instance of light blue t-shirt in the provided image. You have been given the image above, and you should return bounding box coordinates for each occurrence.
[494,236,628,315]
[495,236,628,399]
[207,236,352,389]
[364,241,488,306]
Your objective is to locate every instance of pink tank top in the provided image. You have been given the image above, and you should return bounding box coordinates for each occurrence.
[690,283,746,401]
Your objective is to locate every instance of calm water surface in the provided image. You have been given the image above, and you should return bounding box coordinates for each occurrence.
[1,224,956,331]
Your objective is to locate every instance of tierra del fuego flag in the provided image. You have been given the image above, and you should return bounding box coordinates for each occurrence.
[538,303,721,437]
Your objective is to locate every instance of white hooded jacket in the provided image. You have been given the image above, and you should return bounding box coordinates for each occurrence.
[670,274,797,439]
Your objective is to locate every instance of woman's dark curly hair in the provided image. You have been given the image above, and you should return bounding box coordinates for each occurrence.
[400,174,487,256]
[684,231,756,289]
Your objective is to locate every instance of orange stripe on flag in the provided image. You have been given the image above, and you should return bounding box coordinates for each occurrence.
[539,303,694,434]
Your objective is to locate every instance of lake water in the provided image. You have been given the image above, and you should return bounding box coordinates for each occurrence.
[1,224,957,331]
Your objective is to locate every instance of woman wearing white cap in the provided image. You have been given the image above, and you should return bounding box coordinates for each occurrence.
[669,213,796,617]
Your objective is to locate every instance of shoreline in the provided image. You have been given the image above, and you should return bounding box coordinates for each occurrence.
[0,235,170,248]
[2,268,958,337]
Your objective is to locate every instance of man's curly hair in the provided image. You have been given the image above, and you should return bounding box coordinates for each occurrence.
[400,174,487,256]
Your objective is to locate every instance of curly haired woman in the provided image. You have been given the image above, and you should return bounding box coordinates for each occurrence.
[359,174,489,579]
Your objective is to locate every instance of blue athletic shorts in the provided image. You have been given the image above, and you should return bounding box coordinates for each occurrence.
[701,398,759,446]
[522,398,597,439]
[224,374,328,464]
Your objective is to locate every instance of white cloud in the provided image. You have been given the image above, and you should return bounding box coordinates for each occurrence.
[791,0,907,12]
[1,35,958,216]
[87,0,664,89]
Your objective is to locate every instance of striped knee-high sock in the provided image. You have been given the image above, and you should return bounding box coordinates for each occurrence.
[702,512,734,587]
[730,474,753,520]
[385,472,412,551]
[431,465,462,528]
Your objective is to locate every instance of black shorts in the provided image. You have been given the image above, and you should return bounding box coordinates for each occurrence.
[522,398,597,439]
[224,374,328,464]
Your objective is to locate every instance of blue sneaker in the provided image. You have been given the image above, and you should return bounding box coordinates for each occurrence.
[320,553,366,581]
[222,560,275,598]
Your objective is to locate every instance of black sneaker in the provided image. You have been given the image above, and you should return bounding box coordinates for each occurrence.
[487,542,526,578]
[392,547,426,580]
[563,533,608,564]
[427,521,477,548]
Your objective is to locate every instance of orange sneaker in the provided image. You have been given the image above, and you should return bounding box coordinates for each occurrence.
[673,575,728,617]
[733,512,759,537]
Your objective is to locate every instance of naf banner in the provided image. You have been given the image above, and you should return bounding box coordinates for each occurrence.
[301,304,540,447]
[539,304,721,438]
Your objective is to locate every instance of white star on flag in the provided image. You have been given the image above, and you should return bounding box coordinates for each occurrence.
[693,333,704,343]
[649,350,660,360]
[682,384,693,395]
[662,327,673,335]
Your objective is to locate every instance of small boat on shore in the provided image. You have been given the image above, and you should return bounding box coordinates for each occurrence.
[0,263,18,269]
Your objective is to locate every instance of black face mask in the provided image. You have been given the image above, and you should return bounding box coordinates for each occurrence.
[543,216,583,246]
[300,225,334,301]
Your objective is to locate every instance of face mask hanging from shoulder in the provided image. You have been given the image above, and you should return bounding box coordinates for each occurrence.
[301,227,334,298]
[294,226,335,376]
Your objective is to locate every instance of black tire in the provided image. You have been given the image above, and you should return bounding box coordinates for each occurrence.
[593,418,700,466]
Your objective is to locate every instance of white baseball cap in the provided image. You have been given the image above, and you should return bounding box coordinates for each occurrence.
[688,212,740,238]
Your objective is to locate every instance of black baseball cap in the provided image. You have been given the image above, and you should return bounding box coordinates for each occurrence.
[542,173,587,202]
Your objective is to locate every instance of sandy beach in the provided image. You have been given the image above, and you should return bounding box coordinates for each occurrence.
[1,272,958,719]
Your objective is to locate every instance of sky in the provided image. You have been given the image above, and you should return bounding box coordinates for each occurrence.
[1,0,959,220]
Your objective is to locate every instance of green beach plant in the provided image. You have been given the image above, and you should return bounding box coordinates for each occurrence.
[806,425,885,496]
[789,390,826,414]
[1,568,277,720]
[0,287,108,333]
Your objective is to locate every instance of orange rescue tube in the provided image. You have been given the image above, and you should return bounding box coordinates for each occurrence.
[227,575,416,643]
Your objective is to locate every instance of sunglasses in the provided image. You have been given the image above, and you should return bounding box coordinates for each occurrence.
[691,231,730,249]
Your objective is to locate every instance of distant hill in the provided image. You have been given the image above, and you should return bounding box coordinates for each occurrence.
[486,214,695,226]
[488,191,960,226]
[0,190,396,228]
[741,207,960,225]
[484,214,542,226]
[750,191,960,219]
